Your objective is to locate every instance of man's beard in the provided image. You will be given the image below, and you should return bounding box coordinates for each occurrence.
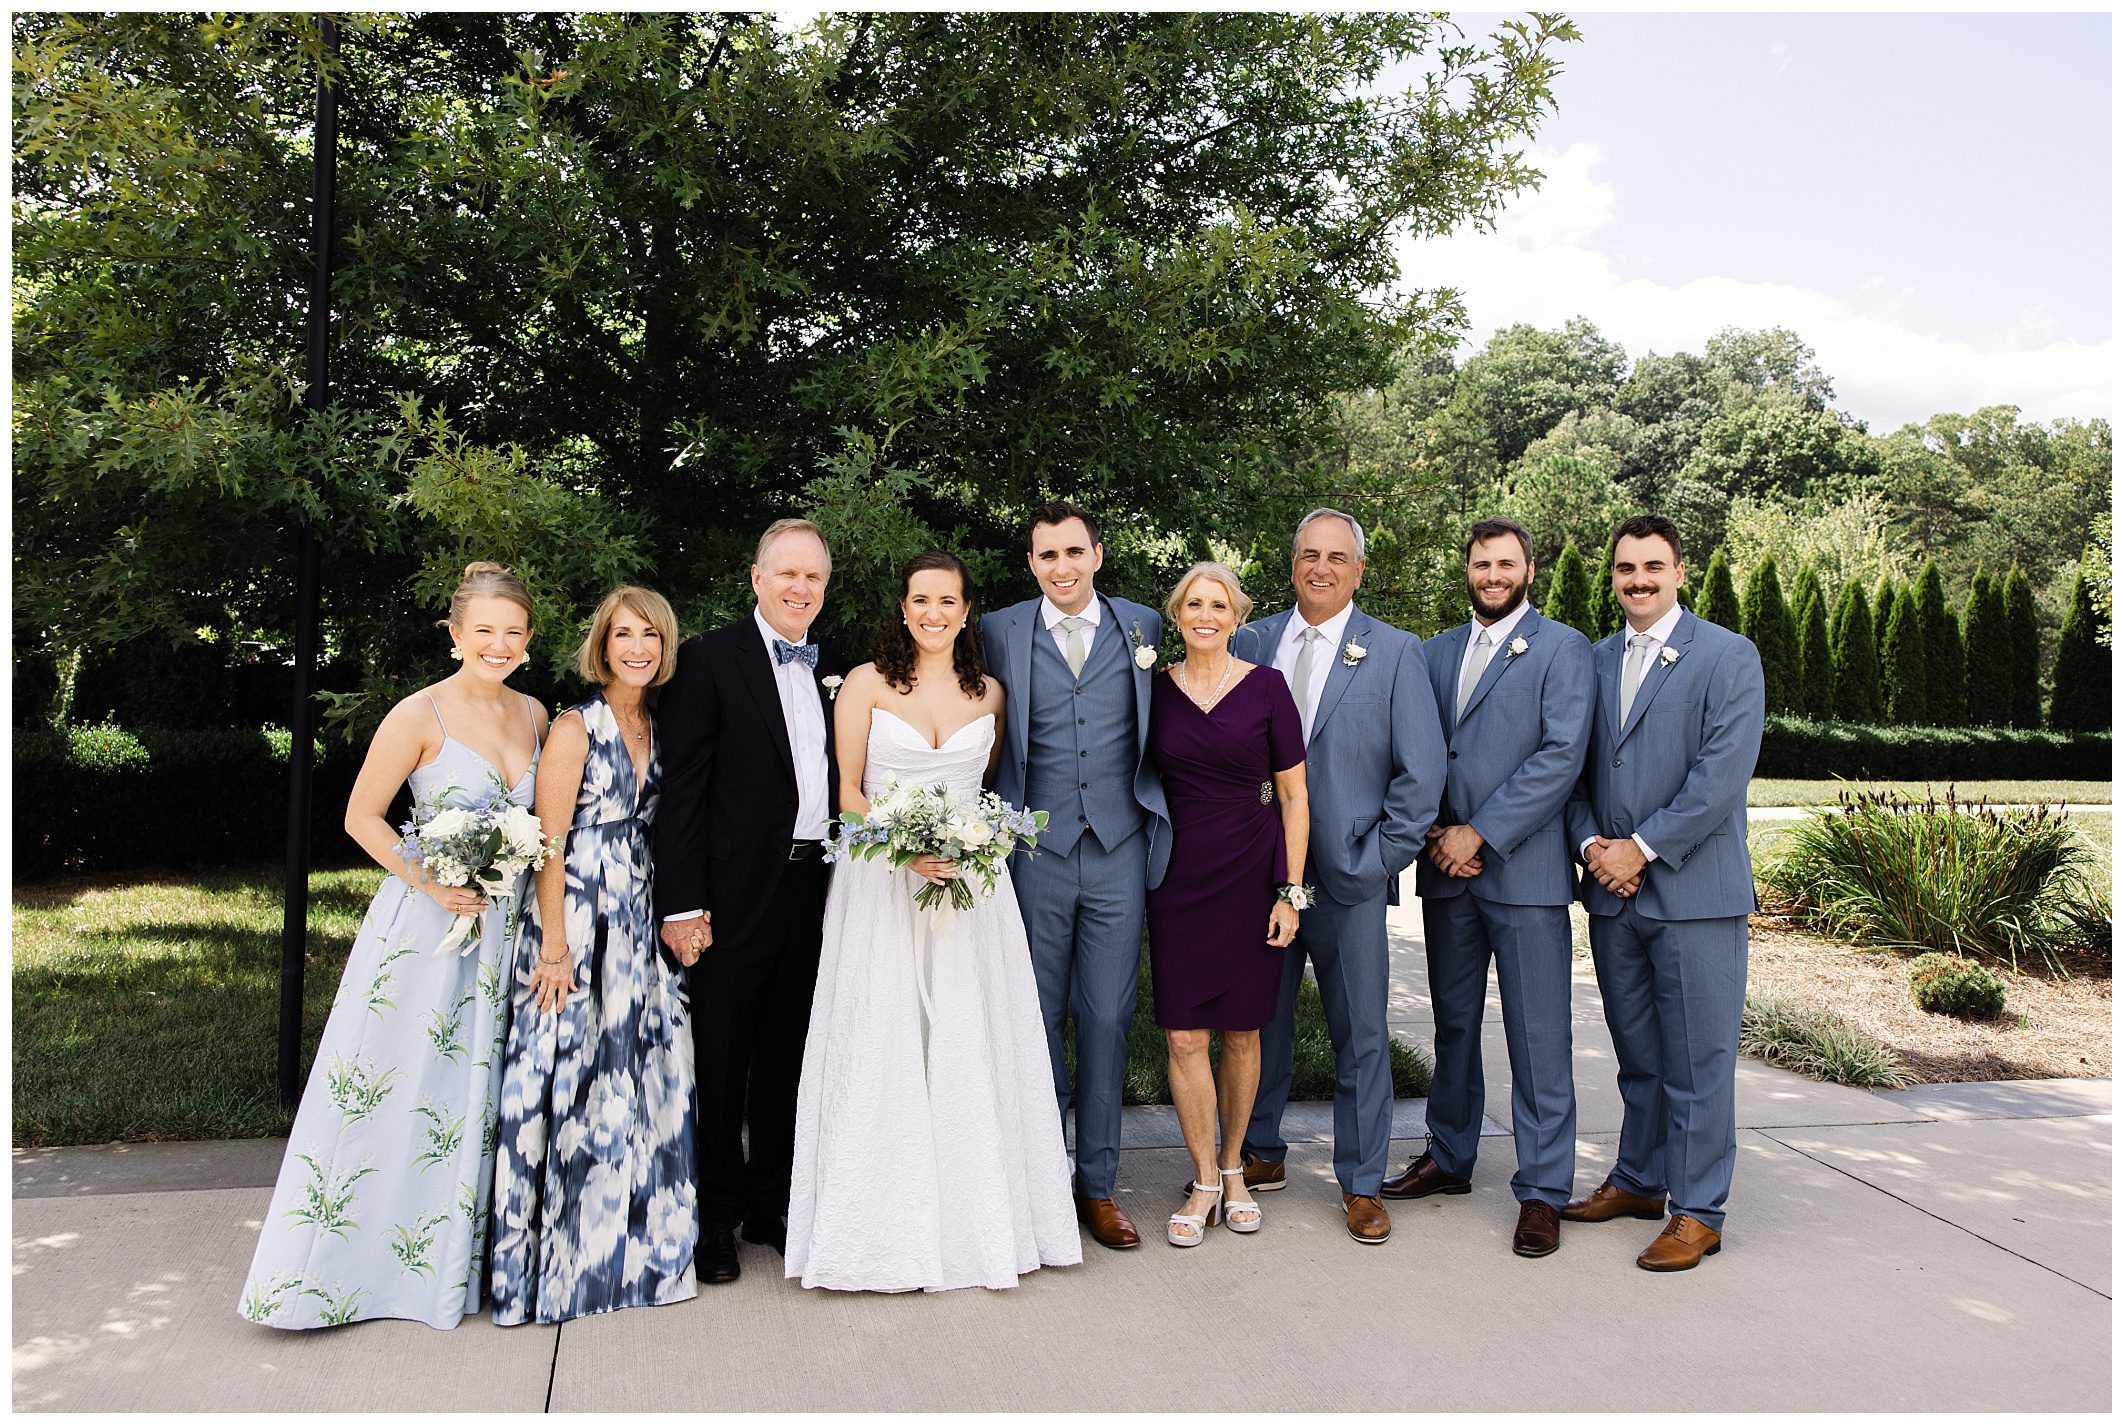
[1469,576,1530,620]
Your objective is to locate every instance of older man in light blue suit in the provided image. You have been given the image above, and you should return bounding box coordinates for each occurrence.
[1564,513,1764,1272]
[1234,508,1446,1245]
[1384,517,1593,1261]
[982,500,1170,1251]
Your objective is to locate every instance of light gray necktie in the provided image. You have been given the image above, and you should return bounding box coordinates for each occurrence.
[1457,627,1493,722]
[1618,632,1655,727]
[1060,615,1089,677]
[1291,626,1322,724]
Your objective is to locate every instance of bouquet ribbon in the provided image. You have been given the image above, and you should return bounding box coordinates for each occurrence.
[433,892,513,956]
[912,900,960,1025]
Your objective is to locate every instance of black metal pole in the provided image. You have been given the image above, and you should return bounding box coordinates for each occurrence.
[280,16,340,1107]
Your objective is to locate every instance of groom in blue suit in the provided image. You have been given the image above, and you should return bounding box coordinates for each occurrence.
[1235,508,1447,1244]
[982,501,1170,1250]
[1564,513,1764,1271]
[1385,517,1593,1260]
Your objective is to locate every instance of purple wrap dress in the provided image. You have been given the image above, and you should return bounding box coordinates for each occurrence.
[1144,664,1306,1030]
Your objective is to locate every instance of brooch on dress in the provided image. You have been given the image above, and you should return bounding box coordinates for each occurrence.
[1258,781,1273,805]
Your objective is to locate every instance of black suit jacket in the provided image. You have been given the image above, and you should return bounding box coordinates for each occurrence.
[651,616,848,950]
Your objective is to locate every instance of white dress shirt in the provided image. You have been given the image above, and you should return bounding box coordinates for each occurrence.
[1040,594,1102,664]
[756,607,832,842]
[1272,600,1356,744]
[1581,602,1687,866]
[1454,599,1534,716]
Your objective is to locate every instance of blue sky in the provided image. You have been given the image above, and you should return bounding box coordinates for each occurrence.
[1389,11,2111,430]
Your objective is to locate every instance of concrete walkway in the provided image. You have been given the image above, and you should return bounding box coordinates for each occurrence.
[13,891,2113,1412]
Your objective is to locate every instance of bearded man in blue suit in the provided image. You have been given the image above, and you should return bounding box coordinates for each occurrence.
[1233,507,1447,1245]
[1564,513,1765,1272]
[1384,517,1593,1260]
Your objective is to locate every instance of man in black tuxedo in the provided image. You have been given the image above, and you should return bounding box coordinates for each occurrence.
[653,518,848,1285]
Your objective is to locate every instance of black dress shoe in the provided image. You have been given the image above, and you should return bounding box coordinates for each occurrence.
[700,1223,741,1283]
[741,1215,787,1255]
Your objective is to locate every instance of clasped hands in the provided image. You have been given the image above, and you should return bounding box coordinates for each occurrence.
[1581,835,1645,897]
[1424,823,1486,878]
[658,913,713,968]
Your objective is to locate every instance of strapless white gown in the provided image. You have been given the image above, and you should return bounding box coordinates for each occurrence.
[786,707,1082,1291]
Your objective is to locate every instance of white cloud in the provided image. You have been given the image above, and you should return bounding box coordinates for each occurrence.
[1399,144,2112,430]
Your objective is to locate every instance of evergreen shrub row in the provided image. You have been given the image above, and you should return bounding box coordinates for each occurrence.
[1754,716,2110,781]
[14,723,362,877]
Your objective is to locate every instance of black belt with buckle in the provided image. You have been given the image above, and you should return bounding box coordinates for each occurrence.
[787,840,826,862]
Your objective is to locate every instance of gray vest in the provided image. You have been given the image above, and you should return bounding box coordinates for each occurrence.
[1024,617,1144,859]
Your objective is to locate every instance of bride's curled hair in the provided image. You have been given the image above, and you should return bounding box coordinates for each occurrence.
[874,550,988,699]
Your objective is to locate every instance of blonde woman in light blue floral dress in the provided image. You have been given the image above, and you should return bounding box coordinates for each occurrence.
[239,562,547,1330]
[490,586,697,1324]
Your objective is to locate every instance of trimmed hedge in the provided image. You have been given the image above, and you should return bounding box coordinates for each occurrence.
[1756,714,2111,781]
[15,723,364,877]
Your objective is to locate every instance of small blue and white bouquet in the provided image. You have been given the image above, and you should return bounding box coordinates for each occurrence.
[829,780,1048,912]
[397,782,560,955]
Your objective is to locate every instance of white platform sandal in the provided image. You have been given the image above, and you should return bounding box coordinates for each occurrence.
[1167,1180,1223,1247]
[1220,1166,1262,1233]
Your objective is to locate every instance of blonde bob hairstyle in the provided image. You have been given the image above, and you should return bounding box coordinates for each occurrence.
[574,585,680,688]
[1163,561,1254,629]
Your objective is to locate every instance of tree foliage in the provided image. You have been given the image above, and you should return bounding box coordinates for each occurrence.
[13,10,1580,735]
[1544,535,1595,638]
[2049,567,2110,732]
[1828,577,1881,724]
[1913,557,1964,726]
[1959,570,2009,728]
[2000,566,2042,730]
[1695,548,1740,631]
[1881,584,1927,726]
[1740,554,1798,714]
[1791,568,1832,722]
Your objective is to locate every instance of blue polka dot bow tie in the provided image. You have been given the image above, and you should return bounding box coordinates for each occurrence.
[773,638,819,669]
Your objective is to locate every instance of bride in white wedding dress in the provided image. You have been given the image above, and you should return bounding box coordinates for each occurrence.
[786,551,1081,1292]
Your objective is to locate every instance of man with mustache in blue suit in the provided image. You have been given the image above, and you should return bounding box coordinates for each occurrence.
[1385,517,1593,1260]
[1564,513,1765,1271]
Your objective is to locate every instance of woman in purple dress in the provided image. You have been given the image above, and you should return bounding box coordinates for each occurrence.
[1145,561,1310,1248]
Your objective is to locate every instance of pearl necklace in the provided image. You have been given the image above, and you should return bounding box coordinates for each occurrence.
[1175,654,1236,712]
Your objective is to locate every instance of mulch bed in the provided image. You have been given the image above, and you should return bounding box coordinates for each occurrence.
[1744,917,2112,1083]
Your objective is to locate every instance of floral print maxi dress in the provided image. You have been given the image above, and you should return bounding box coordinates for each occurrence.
[240,713,536,1330]
[489,696,696,1324]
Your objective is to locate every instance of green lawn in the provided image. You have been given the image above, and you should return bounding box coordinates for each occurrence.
[1748,778,2110,807]
[13,867,374,1147]
[14,866,1427,1148]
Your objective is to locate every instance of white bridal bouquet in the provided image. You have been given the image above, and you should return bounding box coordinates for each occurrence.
[397,785,560,955]
[829,780,1048,912]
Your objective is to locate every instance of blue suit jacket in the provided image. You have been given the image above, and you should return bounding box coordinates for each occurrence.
[981,592,1172,889]
[1416,607,1594,907]
[1564,609,1765,920]
[1232,604,1446,908]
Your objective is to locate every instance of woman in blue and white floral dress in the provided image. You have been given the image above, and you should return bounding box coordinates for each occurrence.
[490,586,698,1324]
[240,561,546,1330]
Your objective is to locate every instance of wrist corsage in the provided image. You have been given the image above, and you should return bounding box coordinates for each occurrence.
[1274,881,1316,911]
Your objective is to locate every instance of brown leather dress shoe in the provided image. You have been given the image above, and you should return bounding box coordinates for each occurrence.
[1341,1192,1391,1244]
[1637,1213,1722,1271]
[1559,1179,1668,1223]
[1380,1151,1472,1200]
[1241,1151,1286,1192]
[1075,1195,1141,1250]
[1512,1200,1561,1258]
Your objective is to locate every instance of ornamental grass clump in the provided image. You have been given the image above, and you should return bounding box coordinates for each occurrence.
[1759,786,2092,975]
[1907,952,2009,1021]
[1740,992,1914,1089]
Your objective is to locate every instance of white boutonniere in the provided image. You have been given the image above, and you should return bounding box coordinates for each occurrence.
[1341,639,1367,667]
[1129,620,1157,670]
[1505,635,1529,659]
[1659,647,1679,667]
[821,674,845,701]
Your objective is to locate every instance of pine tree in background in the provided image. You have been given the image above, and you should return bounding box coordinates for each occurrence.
[1424,555,1467,637]
[1960,569,2010,727]
[1593,538,1626,637]
[2001,565,2043,729]
[1881,585,1928,725]
[2049,565,2111,731]
[1871,574,1898,718]
[1914,556,1964,726]
[1696,549,1740,630]
[1828,577,1881,723]
[1546,536,1596,638]
[1792,568,1832,720]
[1740,554,1799,713]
